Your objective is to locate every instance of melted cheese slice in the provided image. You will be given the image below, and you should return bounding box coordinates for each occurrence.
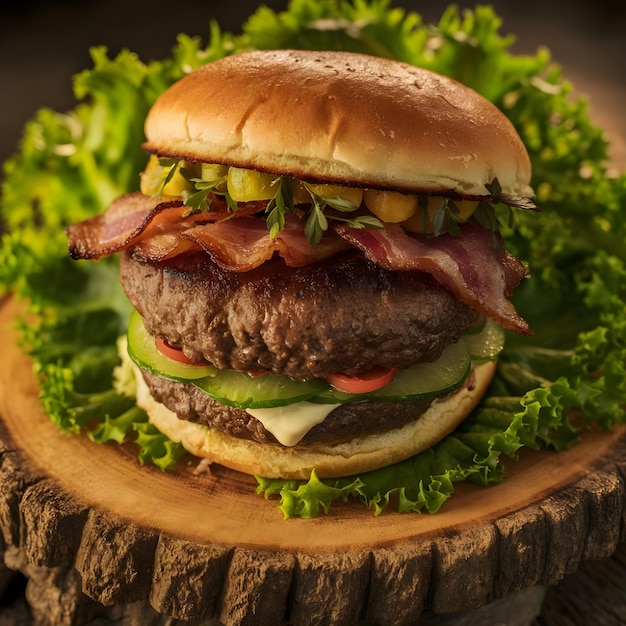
[246,402,341,446]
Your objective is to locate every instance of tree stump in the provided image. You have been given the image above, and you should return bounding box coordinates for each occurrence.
[1,295,625,625]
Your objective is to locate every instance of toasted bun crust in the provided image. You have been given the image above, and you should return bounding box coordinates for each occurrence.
[134,360,496,480]
[144,50,532,198]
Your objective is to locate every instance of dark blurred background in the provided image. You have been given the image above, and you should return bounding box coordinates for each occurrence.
[1,0,625,167]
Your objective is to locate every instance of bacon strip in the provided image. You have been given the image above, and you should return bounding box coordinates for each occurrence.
[184,216,350,270]
[66,193,349,268]
[333,222,531,335]
[130,228,199,262]
[66,192,265,261]
[66,193,185,260]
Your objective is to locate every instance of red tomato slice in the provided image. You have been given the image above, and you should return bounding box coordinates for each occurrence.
[155,336,208,366]
[247,369,268,378]
[326,366,398,394]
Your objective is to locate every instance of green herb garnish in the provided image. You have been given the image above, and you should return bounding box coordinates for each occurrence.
[265,176,296,238]
[300,184,384,244]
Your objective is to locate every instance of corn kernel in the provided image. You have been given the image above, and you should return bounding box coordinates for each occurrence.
[364,189,418,223]
[401,197,479,233]
[455,199,479,221]
[227,167,277,201]
[306,183,363,208]
[401,197,439,233]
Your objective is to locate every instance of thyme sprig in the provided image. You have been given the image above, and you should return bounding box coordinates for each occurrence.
[180,172,237,216]
[429,197,463,237]
[485,178,540,213]
[265,176,296,238]
[479,177,540,235]
[302,184,384,245]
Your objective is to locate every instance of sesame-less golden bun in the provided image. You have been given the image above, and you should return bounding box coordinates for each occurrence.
[134,361,496,480]
[143,50,533,198]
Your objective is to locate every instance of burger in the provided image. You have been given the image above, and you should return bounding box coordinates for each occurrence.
[66,50,536,481]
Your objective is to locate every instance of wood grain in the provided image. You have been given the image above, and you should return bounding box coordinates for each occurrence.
[1,295,625,625]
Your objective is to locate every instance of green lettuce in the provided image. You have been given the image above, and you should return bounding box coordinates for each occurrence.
[1,0,625,518]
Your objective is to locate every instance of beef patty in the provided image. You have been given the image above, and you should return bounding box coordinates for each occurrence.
[120,249,479,380]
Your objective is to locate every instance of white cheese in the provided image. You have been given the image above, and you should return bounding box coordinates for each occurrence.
[246,402,341,447]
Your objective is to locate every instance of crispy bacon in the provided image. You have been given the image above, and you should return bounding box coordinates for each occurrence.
[333,222,530,335]
[66,192,264,261]
[130,228,199,262]
[66,192,349,268]
[184,216,350,270]
[67,193,185,260]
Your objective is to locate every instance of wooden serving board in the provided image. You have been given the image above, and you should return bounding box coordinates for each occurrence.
[1,294,625,625]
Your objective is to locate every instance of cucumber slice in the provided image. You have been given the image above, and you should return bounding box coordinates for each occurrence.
[127,309,217,381]
[194,371,327,409]
[462,319,504,362]
[127,309,326,409]
[313,339,471,404]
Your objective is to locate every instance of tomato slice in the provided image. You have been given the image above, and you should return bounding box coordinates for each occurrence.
[326,366,398,394]
[246,369,268,378]
[154,336,208,366]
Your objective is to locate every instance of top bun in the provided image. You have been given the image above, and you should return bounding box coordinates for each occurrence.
[144,50,533,198]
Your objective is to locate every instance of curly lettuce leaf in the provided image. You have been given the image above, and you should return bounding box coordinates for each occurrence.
[241,0,429,61]
[1,0,626,512]
[8,246,187,468]
[0,23,236,469]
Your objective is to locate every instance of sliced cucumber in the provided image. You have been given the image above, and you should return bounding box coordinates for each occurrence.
[127,309,217,381]
[194,371,327,409]
[312,339,471,404]
[462,319,504,362]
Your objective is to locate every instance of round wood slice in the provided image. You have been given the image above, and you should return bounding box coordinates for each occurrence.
[1,294,625,625]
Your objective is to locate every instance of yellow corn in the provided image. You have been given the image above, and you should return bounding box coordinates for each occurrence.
[400,200,434,233]
[364,189,418,223]
[306,183,363,208]
[454,199,479,221]
[401,197,479,233]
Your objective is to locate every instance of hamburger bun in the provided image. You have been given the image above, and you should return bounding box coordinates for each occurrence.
[143,49,532,198]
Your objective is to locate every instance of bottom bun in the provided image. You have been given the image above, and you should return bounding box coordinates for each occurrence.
[134,361,496,480]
